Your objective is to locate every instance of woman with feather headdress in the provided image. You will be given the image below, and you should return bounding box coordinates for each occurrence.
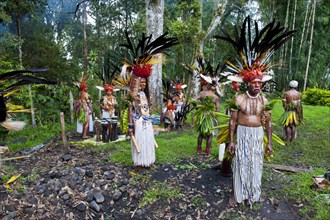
[75,74,94,139]
[120,31,178,167]
[215,16,295,207]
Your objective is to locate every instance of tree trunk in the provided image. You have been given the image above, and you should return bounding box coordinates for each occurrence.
[303,0,317,92]
[295,0,311,78]
[191,0,228,97]
[146,0,164,113]
[16,12,37,128]
[82,2,88,75]
[289,0,297,79]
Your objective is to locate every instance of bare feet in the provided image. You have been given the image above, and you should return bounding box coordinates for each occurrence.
[82,136,91,139]
[229,196,237,207]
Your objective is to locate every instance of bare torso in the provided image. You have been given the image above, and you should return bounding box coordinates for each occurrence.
[283,89,301,105]
[236,93,267,127]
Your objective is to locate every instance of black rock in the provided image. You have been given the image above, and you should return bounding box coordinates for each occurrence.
[49,170,62,179]
[86,192,94,202]
[26,195,38,205]
[135,209,143,216]
[89,201,100,212]
[24,207,35,215]
[62,193,70,200]
[76,202,86,212]
[62,154,72,161]
[100,180,108,186]
[121,178,129,185]
[112,191,122,201]
[104,171,115,180]
[5,204,16,212]
[94,192,105,203]
[34,184,47,194]
[85,170,94,178]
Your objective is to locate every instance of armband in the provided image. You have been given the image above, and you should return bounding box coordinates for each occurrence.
[128,123,134,129]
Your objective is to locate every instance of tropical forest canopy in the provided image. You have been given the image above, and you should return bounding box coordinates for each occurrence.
[0,0,329,121]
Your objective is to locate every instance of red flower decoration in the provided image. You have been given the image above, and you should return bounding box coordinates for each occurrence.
[79,82,87,91]
[175,83,182,90]
[232,82,240,92]
[132,64,152,78]
[167,104,177,111]
[103,84,114,91]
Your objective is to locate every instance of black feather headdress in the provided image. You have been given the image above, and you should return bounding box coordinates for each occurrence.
[120,31,178,78]
[214,16,296,83]
[0,69,56,131]
[94,52,122,92]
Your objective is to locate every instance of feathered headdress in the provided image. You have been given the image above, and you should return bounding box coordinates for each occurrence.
[73,73,89,91]
[95,52,121,92]
[214,16,296,83]
[0,69,56,131]
[120,31,178,78]
[173,78,187,90]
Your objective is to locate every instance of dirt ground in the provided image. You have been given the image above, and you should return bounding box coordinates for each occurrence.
[0,132,303,220]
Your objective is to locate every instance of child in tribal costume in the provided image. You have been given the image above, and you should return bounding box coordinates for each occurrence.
[100,84,118,118]
[215,16,295,207]
[281,80,303,142]
[75,75,94,139]
[120,31,178,167]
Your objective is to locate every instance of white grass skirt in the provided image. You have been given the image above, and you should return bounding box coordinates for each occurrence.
[131,118,155,167]
[77,107,94,133]
[232,125,264,205]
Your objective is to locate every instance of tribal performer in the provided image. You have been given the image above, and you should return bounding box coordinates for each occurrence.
[215,16,295,207]
[193,83,220,157]
[281,80,303,142]
[100,84,117,118]
[120,31,178,167]
[172,80,187,129]
[75,74,94,139]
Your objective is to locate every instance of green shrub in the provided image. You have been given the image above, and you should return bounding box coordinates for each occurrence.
[302,88,330,106]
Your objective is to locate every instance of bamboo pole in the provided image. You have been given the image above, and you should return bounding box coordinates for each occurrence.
[303,0,317,92]
[130,135,140,153]
[154,139,159,148]
[60,112,68,150]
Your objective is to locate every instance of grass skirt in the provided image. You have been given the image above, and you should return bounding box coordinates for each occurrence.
[131,117,155,167]
[233,125,264,205]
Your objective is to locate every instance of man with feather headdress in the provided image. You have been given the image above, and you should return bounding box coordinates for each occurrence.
[215,16,295,207]
[120,31,178,167]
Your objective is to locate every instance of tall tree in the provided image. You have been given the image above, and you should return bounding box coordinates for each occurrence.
[191,0,228,96]
[303,0,317,91]
[146,0,165,111]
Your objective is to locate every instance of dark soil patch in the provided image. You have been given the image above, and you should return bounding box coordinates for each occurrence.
[0,131,303,219]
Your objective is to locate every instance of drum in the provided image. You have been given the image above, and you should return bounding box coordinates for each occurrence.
[101,118,110,142]
[108,117,118,141]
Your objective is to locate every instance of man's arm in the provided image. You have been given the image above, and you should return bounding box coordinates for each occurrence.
[282,92,287,109]
[228,110,238,155]
[215,96,220,112]
[265,110,273,156]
